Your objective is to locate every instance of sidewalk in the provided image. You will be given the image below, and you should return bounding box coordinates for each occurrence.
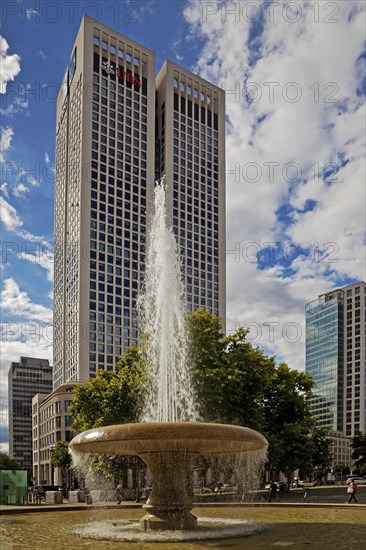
[1,499,365,515]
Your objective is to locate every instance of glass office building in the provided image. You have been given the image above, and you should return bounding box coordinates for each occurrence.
[306,293,344,431]
[306,282,365,437]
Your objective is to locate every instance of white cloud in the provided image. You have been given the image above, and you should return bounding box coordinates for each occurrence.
[28,175,40,187]
[13,183,30,198]
[19,250,54,283]
[16,167,40,188]
[170,35,184,62]
[139,1,157,17]
[0,195,23,231]
[0,443,9,454]
[26,8,40,20]
[0,126,14,161]
[45,152,50,164]
[0,183,9,198]
[0,95,29,118]
[0,196,53,258]
[1,278,52,323]
[38,50,46,61]
[184,0,366,370]
[0,35,21,94]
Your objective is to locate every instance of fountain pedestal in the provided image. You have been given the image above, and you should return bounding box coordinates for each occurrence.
[69,422,268,532]
[139,451,198,530]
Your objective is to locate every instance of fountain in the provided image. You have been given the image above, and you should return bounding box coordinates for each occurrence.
[69,182,268,536]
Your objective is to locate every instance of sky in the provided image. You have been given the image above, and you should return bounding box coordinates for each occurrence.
[0,0,365,453]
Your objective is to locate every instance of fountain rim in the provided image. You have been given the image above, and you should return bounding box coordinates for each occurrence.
[69,421,268,455]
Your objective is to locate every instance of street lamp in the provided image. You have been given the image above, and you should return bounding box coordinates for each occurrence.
[50,446,55,485]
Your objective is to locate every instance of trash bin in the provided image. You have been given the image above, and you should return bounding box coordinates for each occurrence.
[45,491,63,504]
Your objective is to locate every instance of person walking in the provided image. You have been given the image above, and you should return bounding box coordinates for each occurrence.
[115,484,123,505]
[268,480,280,503]
[347,479,358,504]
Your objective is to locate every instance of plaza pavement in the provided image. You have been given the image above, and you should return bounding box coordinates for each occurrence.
[1,486,365,515]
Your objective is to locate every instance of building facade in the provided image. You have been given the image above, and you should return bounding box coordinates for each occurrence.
[8,357,53,476]
[306,281,366,447]
[155,61,226,321]
[54,17,226,389]
[327,432,353,471]
[32,383,81,485]
[305,290,344,432]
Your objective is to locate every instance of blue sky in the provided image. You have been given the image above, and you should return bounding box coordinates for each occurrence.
[1,0,365,452]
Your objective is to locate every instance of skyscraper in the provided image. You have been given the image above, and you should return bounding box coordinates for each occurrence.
[155,61,225,321]
[8,357,53,476]
[54,17,226,389]
[306,281,366,437]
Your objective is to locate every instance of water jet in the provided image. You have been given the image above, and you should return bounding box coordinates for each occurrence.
[69,182,268,537]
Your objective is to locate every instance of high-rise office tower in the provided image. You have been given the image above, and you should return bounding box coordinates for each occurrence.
[54,17,226,389]
[155,61,225,320]
[305,281,366,437]
[8,357,53,475]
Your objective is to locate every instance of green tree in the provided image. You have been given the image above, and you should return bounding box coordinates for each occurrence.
[357,463,366,476]
[262,362,315,486]
[0,453,22,470]
[333,463,351,480]
[91,453,145,487]
[69,348,146,481]
[69,347,145,433]
[351,432,366,469]
[308,427,333,481]
[51,441,72,485]
[69,309,327,489]
[51,441,72,469]
[188,309,274,430]
[276,424,313,490]
[188,309,318,488]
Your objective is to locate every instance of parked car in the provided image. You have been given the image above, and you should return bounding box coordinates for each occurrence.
[346,477,366,485]
[297,480,317,487]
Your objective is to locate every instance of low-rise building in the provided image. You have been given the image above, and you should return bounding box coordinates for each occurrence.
[32,382,82,486]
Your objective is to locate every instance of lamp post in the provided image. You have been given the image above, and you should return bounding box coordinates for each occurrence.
[50,446,55,485]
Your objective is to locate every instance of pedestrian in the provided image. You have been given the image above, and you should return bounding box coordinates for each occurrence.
[115,484,123,505]
[268,480,280,503]
[84,487,92,504]
[347,479,358,504]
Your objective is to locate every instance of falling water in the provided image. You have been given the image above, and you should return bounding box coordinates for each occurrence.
[138,180,198,422]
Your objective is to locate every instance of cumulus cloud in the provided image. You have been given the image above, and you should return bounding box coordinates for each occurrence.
[184,0,365,369]
[0,126,14,162]
[1,278,52,323]
[0,35,21,94]
[0,195,23,231]
[19,250,54,282]
[0,183,9,198]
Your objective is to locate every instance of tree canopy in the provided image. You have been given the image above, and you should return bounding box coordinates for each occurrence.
[68,347,145,433]
[188,309,318,481]
[351,432,366,475]
[51,441,72,470]
[0,453,22,470]
[69,308,329,482]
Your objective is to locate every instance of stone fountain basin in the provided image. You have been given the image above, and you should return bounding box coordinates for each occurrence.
[69,422,268,455]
